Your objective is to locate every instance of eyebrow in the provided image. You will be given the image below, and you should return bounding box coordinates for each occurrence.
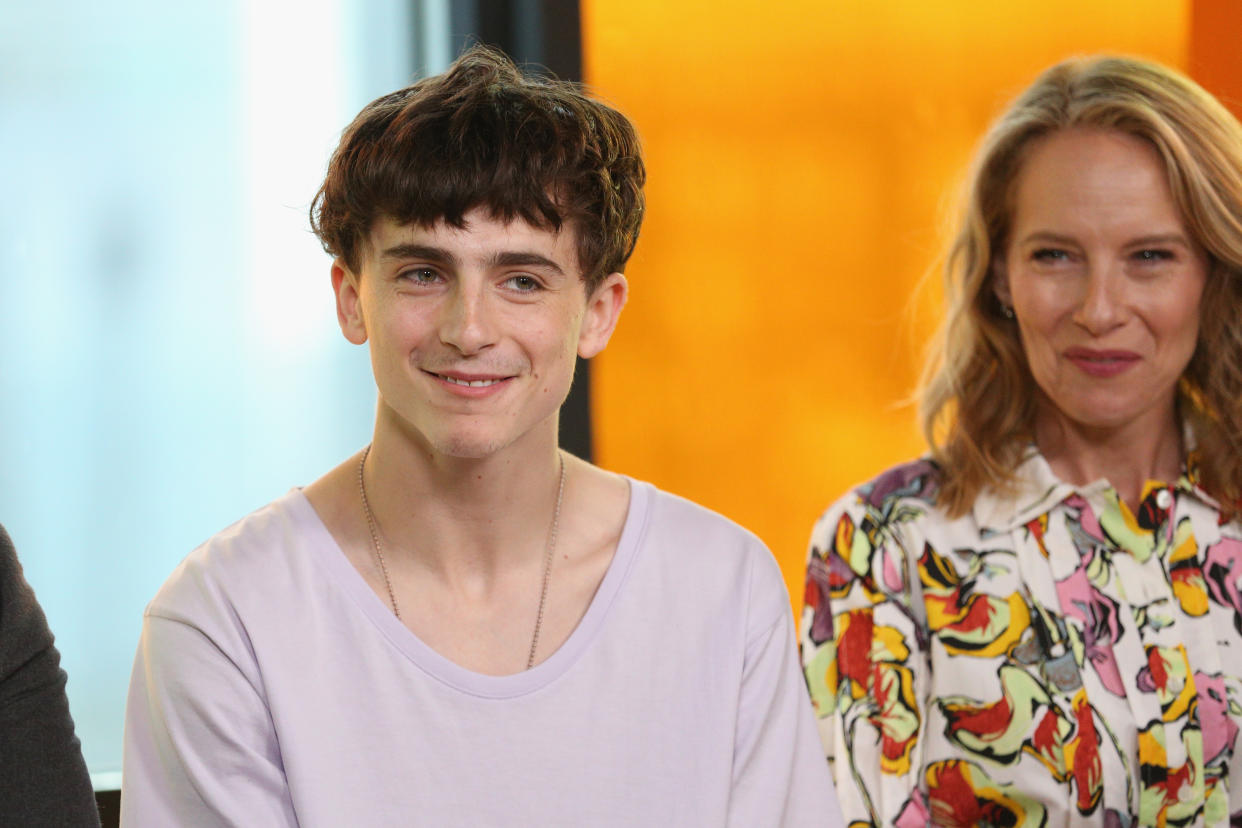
[1125,233,1193,247]
[377,244,456,264]
[1018,231,1077,246]
[376,244,565,275]
[491,251,565,274]
[1018,230,1192,247]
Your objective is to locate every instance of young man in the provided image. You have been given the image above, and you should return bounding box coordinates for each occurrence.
[122,47,840,826]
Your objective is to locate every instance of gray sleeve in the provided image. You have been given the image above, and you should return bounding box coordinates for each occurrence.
[0,524,100,828]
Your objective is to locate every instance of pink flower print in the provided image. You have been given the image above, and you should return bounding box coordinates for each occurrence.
[1055,566,1125,696]
[1195,671,1239,768]
[1204,537,1242,636]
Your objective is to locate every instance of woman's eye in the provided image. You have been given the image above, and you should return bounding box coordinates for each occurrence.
[1133,248,1173,262]
[1031,248,1069,262]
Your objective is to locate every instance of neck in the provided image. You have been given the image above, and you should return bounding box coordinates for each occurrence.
[1034,399,1183,513]
[363,413,566,581]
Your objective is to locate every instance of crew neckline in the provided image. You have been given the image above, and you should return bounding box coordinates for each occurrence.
[290,477,651,699]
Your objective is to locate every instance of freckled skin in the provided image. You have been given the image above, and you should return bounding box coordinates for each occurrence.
[333,209,626,460]
[996,128,1208,442]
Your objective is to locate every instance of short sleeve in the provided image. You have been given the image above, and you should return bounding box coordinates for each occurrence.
[728,543,845,827]
[121,612,298,827]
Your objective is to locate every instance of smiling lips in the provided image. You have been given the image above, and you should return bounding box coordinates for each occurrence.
[425,369,513,394]
[1064,347,1141,378]
[440,374,503,388]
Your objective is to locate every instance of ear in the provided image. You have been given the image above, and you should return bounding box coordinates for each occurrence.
[577,272,628,359]
[991,257,1013,309]
[332,259,368,345]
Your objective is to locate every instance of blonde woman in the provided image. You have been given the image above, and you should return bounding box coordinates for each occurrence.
[802,56,1242,826]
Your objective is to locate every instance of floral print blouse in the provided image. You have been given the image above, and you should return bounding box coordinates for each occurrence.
[801,450,1242,827]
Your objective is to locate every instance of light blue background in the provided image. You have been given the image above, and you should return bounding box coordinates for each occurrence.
[0,0,448,780]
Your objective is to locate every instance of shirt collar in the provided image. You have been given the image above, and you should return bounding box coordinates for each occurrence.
[1178,449,1220,508]
[970,443,1218,533]
[972,447,1076,532]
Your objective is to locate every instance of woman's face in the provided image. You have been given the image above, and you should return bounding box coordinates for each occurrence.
[996,127,1208,439]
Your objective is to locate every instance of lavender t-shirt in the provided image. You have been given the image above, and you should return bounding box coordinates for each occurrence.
[121,479,842,827]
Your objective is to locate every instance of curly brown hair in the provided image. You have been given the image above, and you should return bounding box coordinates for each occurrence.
[920,55,1242,518]
[310,45,645,292]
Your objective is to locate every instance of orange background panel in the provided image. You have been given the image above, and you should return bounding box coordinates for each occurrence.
[583,1,1190,613]
[1190,0,1242,118]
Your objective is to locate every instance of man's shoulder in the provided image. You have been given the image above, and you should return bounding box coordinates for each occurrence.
[633,477,767,556]
[626,477,787,618]
[147,489,321,623]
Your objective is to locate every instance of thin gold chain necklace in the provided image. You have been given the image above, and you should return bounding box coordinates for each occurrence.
[357,446,567,670]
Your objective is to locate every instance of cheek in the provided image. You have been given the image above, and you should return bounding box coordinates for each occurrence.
[543,333,582,394]
[1013,285,1075,346]
[1011,275,1062,321]
[1162,301,1204,363]
[1012,309,1057,358]
[1144,272,1205,359]
[1173,280,1206,335]
[1010,308,1065,390]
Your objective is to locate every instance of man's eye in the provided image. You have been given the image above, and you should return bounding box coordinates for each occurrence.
[506,275,541,292]
[402,268,439,284]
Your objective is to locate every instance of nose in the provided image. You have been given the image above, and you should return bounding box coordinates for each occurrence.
[1070,263,1125,336]
[438,284,496,355]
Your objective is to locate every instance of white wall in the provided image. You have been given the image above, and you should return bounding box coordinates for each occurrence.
[0,0,442,781]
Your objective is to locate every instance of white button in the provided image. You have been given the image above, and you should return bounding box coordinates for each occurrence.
[1155,489,1173,510]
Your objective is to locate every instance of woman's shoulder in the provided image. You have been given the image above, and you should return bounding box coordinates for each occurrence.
[804,460,954,644]
[806,457,973,585]
[815,458,946,531]
[852,457,945,510]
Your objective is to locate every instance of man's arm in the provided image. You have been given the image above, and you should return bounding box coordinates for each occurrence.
[0,524,100,828]
[121,612,298,827]
[728,552,845,827]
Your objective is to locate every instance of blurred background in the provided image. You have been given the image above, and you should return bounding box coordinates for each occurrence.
[1,0,1238,804]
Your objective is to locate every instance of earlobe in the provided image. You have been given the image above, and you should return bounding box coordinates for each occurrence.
[577,272,628,359]
[332,260,368,345]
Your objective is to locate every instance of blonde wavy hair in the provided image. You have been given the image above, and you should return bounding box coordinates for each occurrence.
[921,55,1242,519]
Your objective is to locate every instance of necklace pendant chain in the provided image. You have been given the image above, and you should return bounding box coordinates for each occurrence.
[358,446,401,620]
[527,452,566,669]
[357,446,567,671]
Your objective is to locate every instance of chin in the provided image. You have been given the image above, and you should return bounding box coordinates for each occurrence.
[1061,401,1153,432]
[427,431,513,460]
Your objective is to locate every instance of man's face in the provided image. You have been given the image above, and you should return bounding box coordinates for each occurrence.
[334,208,626,460]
